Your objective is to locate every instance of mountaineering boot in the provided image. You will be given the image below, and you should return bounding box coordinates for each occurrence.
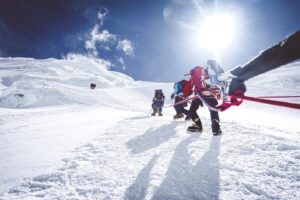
[185,115,191,121]
[173,113,184,119]
[187,123,203,132]
[212,119,222,136]
[151,110,156,116]
[187,118,202,133]
[159,112,163,116]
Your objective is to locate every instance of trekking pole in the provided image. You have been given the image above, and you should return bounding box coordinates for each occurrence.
[147,108,153,116]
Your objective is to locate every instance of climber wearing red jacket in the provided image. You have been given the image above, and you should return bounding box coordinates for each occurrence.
[183,66,222,135]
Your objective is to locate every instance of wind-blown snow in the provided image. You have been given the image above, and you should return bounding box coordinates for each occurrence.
[0,57,299,199]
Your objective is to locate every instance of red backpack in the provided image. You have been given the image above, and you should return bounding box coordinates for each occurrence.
[190,66,208,82]
[180,80,188,90]
[189,66,209,90]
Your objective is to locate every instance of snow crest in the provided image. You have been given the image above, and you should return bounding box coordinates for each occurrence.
[247,63,300,91]
[0,56,139,108]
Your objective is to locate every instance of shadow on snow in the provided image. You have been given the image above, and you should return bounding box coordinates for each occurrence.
[125,135,221,200]
[151,135,221,200]
[124,154,159,200]
[129,116,153,120]
[126,121,179,154]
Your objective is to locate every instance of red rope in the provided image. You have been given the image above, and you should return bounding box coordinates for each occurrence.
[242,95,300,110]
[257,95,300,99]
[164,94,300,111]
[164,96,198,108]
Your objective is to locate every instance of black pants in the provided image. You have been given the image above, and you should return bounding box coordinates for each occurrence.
[189,95,219,124]
[152,102,163,112]
[174,96,190,116]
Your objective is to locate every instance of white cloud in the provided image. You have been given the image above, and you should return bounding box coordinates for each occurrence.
[85,25,117,56]
[118,57,124,65]
[97,7,109,26]
[65,53,113,69]
[84,7,135,59]
[84,8,116,56]
[97,58,114,69]
[117,39,134,56]
[117,57,126,70]
[163,7,172,22]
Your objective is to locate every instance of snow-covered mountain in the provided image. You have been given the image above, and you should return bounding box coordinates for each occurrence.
[0,55,163,109]
[0,57,299,200]
[247,62,300,95]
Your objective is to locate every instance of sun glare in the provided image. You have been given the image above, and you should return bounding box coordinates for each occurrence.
[199,12,237,53]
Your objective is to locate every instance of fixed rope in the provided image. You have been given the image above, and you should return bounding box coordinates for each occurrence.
[165,95,300,110]
[242,95,300,110]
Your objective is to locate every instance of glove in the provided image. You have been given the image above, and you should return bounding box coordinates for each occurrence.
[171,94,175,99]
[216,78,245,111]
[228,78,246,96]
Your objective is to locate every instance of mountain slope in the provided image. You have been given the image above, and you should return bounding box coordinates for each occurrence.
[1,108,299,200]
[0,57,299,199]
[0,56,156,108]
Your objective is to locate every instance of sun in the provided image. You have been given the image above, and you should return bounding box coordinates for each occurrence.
[198,12,237,53]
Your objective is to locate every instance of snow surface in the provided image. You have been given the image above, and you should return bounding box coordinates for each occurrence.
[0,57,299,199]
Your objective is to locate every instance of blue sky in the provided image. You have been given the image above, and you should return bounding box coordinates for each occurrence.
[0,0,299,82]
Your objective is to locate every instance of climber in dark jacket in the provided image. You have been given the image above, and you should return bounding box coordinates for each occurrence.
[171,80,191,120]
[151,89,165,116]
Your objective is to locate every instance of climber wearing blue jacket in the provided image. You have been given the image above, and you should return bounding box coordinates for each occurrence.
[171,80,191,120]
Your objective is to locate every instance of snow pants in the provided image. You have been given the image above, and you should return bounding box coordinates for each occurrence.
[152,102,163,112]
[174,96,190,116]
[189,95,219,125]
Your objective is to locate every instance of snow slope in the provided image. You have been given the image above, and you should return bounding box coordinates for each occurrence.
[0,57,299,199]
[0,55,155,109]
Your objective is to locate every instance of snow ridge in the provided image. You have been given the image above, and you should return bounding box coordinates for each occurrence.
[0,56,141,108]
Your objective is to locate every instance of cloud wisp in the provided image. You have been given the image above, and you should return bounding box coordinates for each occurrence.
[117,39,134,56]
[85,27,117,55]
[85,8,116,56]
[84,7,134,71]
[117,57,126,70]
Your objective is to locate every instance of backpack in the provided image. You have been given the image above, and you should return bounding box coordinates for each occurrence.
[155,89,164,98]
[190,66,208,82]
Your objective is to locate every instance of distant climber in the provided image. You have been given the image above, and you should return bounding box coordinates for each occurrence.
[171,80,191,120]
[151,89,165,116]
[184,66,222,135]
[90,83,96,90]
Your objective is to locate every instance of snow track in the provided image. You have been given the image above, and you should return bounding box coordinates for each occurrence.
[0,105,138,195]
[1,57,299,199]
[1,112,299,200]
